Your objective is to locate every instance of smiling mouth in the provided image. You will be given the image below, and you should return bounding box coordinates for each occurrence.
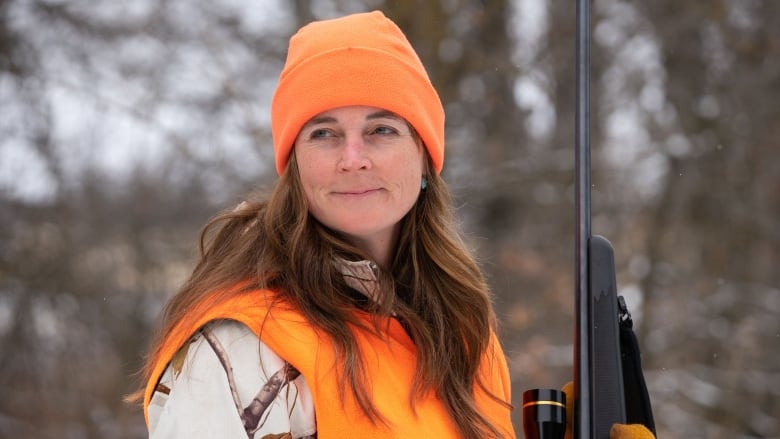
[334,189,380,196]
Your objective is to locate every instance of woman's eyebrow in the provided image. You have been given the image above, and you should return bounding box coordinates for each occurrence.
[302,116,337,128]
[302,111,403,130]
[366,110,403,122]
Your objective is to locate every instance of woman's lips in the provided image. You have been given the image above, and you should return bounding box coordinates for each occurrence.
[333,188,381,197]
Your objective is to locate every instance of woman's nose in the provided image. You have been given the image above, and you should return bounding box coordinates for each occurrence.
[339,133,371,171]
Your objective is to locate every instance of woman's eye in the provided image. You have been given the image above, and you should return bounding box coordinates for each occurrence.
[310,128,334,139]
[371,125,399,136]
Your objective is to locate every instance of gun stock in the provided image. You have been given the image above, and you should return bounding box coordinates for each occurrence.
[588,235,627,437]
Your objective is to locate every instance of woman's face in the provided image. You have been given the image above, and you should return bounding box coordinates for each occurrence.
[294,105,424,266]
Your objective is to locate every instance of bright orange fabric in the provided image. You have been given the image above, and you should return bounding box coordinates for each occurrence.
[144,288,515,438]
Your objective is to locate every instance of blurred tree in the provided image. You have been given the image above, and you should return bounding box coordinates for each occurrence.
[0,0,777,438]
[0,1,283,437]
[623,1,780,437]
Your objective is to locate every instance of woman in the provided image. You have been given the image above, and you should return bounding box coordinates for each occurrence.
[139,10,515,439]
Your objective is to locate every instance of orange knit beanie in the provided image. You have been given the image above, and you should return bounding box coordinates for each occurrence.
[271,11,445,175]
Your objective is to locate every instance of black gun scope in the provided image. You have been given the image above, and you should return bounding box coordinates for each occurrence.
[522,388,567,439]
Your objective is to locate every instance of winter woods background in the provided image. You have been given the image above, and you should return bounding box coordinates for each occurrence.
[1,0,778,437]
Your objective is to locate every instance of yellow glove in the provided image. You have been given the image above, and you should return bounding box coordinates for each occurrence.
[609,424,655,438]
[563,381,574,439]
[561,382,655,439]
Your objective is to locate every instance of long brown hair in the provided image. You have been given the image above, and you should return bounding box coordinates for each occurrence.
[138,152,507,438]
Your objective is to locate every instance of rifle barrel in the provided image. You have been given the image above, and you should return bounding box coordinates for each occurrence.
[574,0,592,437]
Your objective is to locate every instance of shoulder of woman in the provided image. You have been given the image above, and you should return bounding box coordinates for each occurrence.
[164,319,262,380]
[144,286,281,420]
[149,319,316,438]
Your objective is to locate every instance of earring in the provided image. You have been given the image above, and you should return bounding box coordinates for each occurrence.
[421,176,428,190]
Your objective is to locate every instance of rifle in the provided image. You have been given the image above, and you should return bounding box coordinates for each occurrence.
[522,0,655,437]
[572,0,627,434]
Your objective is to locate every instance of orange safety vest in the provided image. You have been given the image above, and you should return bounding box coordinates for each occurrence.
[144,287,516,438]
